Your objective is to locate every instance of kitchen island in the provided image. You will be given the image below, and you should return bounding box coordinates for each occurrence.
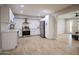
[1,30,17,51]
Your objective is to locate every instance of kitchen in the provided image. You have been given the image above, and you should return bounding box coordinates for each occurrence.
[0,5,41,51]
[0,6,17,51]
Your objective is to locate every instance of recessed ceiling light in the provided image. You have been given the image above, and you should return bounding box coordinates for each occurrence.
[20,5,24,7]
[20,11,23,14]
[42,10,52,14]
[42,10,47,13]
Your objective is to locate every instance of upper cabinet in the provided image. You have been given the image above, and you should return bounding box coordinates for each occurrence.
[1,7,14,23]
[9,8,14,22]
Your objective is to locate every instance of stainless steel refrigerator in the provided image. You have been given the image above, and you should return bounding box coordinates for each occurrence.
[40,21,45,38]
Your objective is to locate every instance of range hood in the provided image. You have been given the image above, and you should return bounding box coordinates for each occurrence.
[22,18,30,36]
[23,18,29,24]
[22,18,30,31]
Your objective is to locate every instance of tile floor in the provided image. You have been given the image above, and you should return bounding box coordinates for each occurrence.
[0,34,79,55]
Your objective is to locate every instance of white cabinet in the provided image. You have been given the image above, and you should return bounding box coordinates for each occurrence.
[1,7,14,23]
[2,30,17,50]
[9,8,14,22]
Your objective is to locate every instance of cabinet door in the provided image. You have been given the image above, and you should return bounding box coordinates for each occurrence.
[1,7,9,23]
[2,32,17,50]
[9,8,14,22]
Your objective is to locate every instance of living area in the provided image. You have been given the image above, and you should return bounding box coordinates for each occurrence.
[0,4,79,55]
[57,10,79,41]
[56,9,79,52]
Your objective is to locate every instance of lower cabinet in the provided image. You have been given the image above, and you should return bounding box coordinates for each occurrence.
[2,31,17,50]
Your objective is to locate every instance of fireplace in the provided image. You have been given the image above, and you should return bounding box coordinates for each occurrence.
[22,18,30,36]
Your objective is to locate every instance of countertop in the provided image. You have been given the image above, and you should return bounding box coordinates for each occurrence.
[1,29,18,33]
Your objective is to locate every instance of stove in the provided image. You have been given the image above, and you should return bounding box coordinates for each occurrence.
[22,18,30,36]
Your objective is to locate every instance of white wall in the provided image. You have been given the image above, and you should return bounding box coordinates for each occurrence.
[65,19,79,33]
[14,18,24,37]
[28,20,40,35]
[65,20,73,33]
[0,7,2,50]
[57,18,66,34]
[45,15,49,38]
[57,18,79,34]
[57,10,79,34]
[15,18,40,36]
[44,15,56,39]
[49,15,56,39]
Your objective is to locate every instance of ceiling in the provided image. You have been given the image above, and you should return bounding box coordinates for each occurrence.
[58,10,79,19]
[7,4,72,17]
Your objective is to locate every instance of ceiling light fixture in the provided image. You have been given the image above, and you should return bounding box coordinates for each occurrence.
[42,10,52,14]
[42,10,48,13]
[20,5,24,7]
[20,11,23,14]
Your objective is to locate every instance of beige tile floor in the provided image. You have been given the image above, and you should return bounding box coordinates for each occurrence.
[0,34,79,55]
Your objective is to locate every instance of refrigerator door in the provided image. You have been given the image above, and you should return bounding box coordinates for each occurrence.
[40,21,45,38]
